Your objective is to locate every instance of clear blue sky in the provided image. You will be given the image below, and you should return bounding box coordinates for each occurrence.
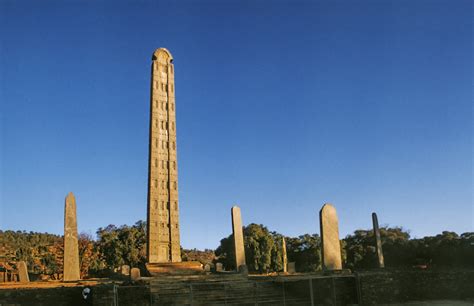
[1,0,472,250]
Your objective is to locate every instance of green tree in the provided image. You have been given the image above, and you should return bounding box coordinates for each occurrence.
[215,224,283,273]
[95,221,147,272]
[215,234,235,270]
[244,224,278,273]
[286,234,321,272]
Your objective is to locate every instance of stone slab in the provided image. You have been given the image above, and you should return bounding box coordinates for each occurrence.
[146,262,203,276]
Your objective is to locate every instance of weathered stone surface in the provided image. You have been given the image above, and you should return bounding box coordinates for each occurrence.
[319,203,342,270]
[282,237,288,273]
[121,265,130,276]
[216,262,223,272]
[130,268,141,281]
[17,261,29,283]
[147,48,181,264]
[287,262,296,273]
[372,212,385,268]
[146,262,203,275]
[63,192,80,281]
[204,264,211,272]
[231,206,246,271]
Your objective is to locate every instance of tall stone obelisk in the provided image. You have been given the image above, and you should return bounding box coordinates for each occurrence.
[319,203,342,270]
[63,192,80,281]
[372,212,385,268]
[231,206,246,272]
[282,237,288,273]
[146,48,181,263]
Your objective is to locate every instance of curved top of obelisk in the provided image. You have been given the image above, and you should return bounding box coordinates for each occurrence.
[152,48,173,62]
[65,192,75,201]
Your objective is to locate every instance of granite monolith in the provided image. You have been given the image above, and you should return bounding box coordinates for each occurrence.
[63,192,80,281]
[372,212,385,268]
[231,206,246,272]
[319,203,342,270]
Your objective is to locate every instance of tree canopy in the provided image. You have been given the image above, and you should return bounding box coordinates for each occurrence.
[2,221,473,278]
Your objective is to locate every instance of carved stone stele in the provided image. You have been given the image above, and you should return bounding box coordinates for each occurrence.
[147,48,181,264]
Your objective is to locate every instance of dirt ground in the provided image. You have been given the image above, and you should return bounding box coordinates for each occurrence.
[383,301,474,306]
[0,279,106,289]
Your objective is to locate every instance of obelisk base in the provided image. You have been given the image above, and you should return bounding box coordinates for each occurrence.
[146,262,203,276]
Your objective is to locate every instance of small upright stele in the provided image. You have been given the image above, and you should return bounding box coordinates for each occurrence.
[231,205,247,272]
[319,203,342,270]
[372,212,385,268]
[145,48,201,275]
[63,192,80,281]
